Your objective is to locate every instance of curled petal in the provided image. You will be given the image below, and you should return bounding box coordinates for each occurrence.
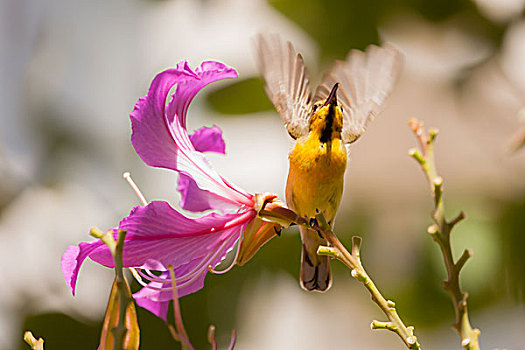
[130,61,253,208]
[61,239,110,295]
[167,61,238,129]
[130,62,198,171]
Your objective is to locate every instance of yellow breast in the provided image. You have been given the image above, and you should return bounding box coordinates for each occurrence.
[285,136,347,223]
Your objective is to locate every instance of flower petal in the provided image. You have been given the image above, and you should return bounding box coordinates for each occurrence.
[177,173,218,212]
[113,202,250,266]
[61,239,109,295]
[172,146,253,208]
[130,62,198,171]
[125,201,255,318]
[177,174,241,212]
[62,202,254,299]
[189,126,225,154]
[167,61,238,129]
[133,271,172,322]
[81,202,253,298]
[176,125,230,212]
[134,294,170,322]
[130,61,253,208]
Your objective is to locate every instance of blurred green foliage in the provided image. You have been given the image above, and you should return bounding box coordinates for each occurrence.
[498,198,525,301]
[396,243,453,327]
[207,78,272,115]
[19,313,99,350]
[206,0,509,116]
[270,0,381,57]
[270,0,506,61]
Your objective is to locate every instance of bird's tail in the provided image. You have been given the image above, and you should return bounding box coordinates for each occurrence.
[299,226,332,292]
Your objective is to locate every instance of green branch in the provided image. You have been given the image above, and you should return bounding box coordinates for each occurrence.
[312,215,421,349]
[258,195,421,348]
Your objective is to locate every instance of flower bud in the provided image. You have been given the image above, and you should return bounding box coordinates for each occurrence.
[237,193,299,266]
[254,192,303,227]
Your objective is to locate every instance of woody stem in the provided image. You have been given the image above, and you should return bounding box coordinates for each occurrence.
[408,118,480,350]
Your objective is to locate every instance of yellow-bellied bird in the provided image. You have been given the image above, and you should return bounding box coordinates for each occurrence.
[256,34,402,291]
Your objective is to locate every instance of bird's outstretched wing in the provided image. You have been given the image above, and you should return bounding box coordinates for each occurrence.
[314,44,403,144]
[256,34,312,139]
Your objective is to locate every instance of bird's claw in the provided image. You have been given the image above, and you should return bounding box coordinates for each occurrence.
[309,216,323,239]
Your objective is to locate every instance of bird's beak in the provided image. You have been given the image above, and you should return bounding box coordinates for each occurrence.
[324,83,339,107]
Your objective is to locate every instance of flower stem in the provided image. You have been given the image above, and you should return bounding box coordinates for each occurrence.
[91,228,139,350]
[168,265,193,350]
[408,118,481,350]
[207,325,237,350]
[112,230,133,350]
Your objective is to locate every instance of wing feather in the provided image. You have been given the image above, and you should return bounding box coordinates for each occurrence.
[256,34,312,139]
[314,44,403,144]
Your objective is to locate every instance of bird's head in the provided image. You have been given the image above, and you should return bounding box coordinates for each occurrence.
[309,83,343,144]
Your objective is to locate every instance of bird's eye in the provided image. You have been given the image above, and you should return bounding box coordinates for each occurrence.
[312,105,318,112]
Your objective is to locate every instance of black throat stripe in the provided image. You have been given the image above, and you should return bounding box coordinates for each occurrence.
[319,105,335,144]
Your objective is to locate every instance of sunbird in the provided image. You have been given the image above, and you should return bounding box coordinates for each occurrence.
[256,34,402,291]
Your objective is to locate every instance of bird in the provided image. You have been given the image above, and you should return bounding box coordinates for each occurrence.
[256,34,402,292]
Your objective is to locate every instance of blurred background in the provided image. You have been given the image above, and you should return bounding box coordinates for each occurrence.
[2,0,525,349]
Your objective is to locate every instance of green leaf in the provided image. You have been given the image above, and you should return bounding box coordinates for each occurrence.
[269,0,382,61]
[206,78,273,115]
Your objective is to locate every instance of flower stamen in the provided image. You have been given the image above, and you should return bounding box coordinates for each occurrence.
[129,233,241,291]
[208,233,242,275]
[123,172,148,206]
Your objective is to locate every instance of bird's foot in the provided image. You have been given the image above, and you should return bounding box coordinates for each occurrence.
[308,217,324,239]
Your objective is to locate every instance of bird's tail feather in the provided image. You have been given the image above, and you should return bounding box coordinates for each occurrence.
[299,226,332,292]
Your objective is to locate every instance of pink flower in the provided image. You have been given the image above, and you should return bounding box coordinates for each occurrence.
[61,61,285,321]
